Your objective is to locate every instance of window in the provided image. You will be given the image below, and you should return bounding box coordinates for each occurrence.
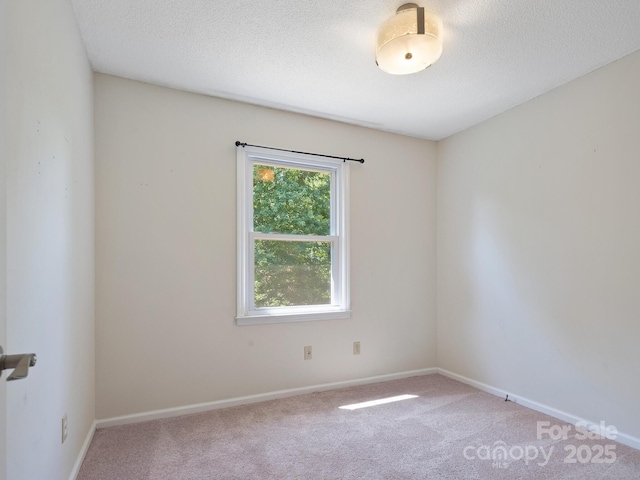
[236,145,350,325]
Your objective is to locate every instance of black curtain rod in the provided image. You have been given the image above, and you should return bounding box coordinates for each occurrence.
[235,141,365,164]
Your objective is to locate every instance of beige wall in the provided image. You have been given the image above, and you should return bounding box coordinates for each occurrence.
[437,50,640,439]
[4,0,95,479]
[94,74,438,419]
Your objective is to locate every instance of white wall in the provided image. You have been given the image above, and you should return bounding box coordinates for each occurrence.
[4,1,95,479]
[94,74,438,419]
[1,2,8,477]
[438,50,640,439]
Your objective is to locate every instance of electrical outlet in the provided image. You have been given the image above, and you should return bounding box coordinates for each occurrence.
[304,345,312,360]
[61,415,68,444]
[353,341,361,355]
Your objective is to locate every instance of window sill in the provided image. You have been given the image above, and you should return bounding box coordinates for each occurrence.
[236,310,351,326]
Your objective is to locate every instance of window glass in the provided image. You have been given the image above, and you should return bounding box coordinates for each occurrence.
[253,164,330,236]
[254,240,332,308]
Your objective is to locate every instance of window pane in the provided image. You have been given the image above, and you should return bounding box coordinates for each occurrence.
[254,240,331,308]
[253,164,330,235]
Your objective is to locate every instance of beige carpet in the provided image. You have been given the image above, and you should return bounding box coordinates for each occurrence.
[78,374,640,479]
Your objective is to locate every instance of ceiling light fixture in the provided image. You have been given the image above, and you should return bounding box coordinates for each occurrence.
[376,3,443,75]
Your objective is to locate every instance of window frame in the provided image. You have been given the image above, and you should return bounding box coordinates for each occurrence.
[236,145,350,325]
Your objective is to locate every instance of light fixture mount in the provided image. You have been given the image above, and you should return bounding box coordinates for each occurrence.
[376,3,443,75]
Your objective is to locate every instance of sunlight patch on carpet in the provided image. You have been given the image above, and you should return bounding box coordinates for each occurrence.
[339,394,418,410]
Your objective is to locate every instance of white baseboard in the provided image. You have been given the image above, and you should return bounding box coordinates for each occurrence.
[437,368,640,451]
[68,420,97,480]
[96,368,438,429]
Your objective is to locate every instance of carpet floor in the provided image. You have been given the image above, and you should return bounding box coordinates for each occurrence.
[78,374,640,479]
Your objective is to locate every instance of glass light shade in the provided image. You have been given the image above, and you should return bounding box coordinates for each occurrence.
[376,6,443,75]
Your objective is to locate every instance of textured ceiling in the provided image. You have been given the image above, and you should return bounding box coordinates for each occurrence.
[71,0,640,140]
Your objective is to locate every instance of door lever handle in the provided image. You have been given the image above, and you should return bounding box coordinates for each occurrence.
[0,346,38,381]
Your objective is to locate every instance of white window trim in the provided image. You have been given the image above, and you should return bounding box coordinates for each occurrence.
[236,145,350,325]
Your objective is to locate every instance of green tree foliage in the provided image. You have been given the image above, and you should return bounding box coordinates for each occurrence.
[253,165,332,307]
